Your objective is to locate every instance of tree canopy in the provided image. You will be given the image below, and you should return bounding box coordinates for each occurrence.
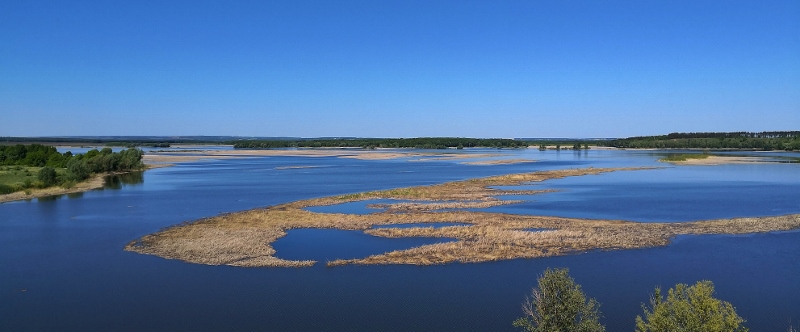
[0,145,144,192]
[513,268,605,332]
[635,280,748,332]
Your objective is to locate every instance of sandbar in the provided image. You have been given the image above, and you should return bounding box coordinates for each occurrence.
[664,155,775,165]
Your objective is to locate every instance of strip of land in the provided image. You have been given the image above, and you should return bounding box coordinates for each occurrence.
[461,159,536,165]
[663,155,774,165]
[124,166,800,268]
[0,173,108,203]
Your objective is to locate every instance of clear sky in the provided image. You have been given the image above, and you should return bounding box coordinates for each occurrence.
[2,0,798,138]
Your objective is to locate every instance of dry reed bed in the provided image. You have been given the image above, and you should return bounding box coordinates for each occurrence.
[124,167,800,267]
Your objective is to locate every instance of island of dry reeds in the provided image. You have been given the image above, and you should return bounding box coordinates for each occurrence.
[125,167,800,267]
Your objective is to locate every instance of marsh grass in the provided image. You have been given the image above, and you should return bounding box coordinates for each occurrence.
[124,167,800,267]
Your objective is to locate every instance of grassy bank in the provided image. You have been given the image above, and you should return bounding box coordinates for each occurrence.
[0,166,70,194]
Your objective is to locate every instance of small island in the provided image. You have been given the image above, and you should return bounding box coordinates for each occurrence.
[125,167,800,267]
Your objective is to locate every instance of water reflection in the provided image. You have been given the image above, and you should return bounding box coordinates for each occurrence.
[103,171,144,189]
[32,172,144,202]
[37,195,63,202]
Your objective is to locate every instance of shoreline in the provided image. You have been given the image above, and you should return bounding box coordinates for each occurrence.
[0,164,167,204]
[1,172,114,204]
[123,166,800,268]
[662,155,780,165]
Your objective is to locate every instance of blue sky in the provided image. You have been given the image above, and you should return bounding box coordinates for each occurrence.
[2,0,798,138]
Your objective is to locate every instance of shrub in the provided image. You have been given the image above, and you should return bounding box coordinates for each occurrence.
[513,268,604,332]
[38,167,58,187]
[635,280,747,332]
[0,184,14,194]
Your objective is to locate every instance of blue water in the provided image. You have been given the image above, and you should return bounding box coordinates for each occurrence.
[1,148,799,331]
[486,165,800,222]
[273,228,455,262]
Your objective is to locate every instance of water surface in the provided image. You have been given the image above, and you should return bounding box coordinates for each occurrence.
[2,148,799,331]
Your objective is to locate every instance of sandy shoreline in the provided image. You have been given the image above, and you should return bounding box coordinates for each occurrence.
[664,155,775,165]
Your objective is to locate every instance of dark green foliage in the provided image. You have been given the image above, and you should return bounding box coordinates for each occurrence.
[85,149,100,159]
[233,138,530,149]
[0,145,144,193]
[606,131,800,150]
[513,268,604,332]
[66,158,90,181]
[38,167,58,187]
[635,281,748,332]
[0,183,14,194]
[0,144,59,166]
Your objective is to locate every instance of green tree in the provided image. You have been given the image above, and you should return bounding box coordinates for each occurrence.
[513,268,604,332]
[635,280,747,332]
[37,167,58,187]
[66,158,90,181]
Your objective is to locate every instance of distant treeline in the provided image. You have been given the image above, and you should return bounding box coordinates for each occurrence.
[0,144,144,184]
[232,138,531,149]
[604,131,800,150]
[104,142,171,148]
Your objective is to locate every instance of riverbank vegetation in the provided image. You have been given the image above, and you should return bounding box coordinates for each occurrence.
[124,167,800,268]
[232,137,531,149]
[0,144,144,195]
[605,131,800,151]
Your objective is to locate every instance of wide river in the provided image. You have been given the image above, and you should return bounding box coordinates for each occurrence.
[2,148,799,331]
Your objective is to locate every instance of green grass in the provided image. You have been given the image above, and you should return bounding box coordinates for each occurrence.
[659,154,711,162]
[0,166,68,194]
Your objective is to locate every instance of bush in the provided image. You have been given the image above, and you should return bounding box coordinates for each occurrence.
[513,268,604,332]
[635,280,747,332]
[0,184,14,194]
[38,167,58,187]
